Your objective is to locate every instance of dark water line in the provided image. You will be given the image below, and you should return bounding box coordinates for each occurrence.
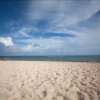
[0,55,100,62]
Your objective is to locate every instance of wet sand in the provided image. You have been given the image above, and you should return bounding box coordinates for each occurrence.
[0,61,100,100]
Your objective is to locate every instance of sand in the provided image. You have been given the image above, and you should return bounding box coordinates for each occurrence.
[0,61,100,100]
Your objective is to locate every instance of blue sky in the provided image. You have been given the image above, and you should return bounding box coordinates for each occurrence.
[0,0,100,56]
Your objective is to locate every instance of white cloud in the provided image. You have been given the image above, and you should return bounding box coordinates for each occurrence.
[20,43,33,52]
[18,27,31,37]
[3,0,100,55]
[14,27,33,37]
[11,36,76,55]
[12,26,40,38]
[6,33,100,55]
[28,0,100,31]
[0,37,14,47]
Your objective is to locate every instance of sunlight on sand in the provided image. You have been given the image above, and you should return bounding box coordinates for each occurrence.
[0,61,100,100]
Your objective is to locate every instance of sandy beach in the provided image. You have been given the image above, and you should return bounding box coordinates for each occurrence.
[0,61,100,100]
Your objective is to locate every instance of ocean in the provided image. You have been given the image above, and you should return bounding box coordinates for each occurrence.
[0,55,100,62]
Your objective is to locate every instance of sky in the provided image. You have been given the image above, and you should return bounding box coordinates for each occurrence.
[0,0,100,56]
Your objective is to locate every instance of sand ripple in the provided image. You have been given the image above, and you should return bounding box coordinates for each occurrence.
[0,61,100,100]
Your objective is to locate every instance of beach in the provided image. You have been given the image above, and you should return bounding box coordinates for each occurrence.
[0,61,100,100]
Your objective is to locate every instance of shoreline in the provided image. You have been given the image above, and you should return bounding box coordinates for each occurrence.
[0,55,100,62]
[0,60,100,63]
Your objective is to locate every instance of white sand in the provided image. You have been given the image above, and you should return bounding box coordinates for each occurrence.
[0,61,100,100]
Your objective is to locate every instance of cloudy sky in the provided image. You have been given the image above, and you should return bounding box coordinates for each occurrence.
[0,0,100,56]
